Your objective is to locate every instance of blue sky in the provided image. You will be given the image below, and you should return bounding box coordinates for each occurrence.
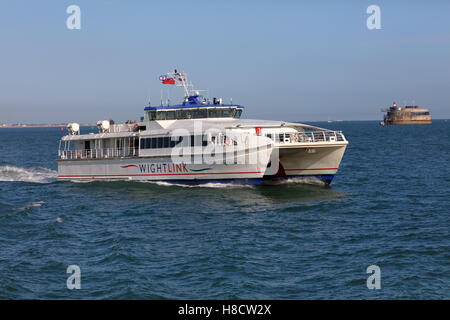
[0,0,449,123]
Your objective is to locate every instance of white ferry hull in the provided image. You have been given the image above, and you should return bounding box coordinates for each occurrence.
[261,142,348,184]
[57,143,346,185]
[279,143,347,174]
[57,141,274,184]
[57,159,266,182]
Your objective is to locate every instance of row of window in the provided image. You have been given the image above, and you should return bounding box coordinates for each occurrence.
[411,112,430,116]
[265,133,290,142]
[140,135,208,149]
[141,133,296,149]
[147,108,243,121]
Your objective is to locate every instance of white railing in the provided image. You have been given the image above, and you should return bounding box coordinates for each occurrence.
[107,124,135,133]
[59,148,139,160]
[273,131,345,144]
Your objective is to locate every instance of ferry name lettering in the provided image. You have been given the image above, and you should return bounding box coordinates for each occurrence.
[138,162,188,173]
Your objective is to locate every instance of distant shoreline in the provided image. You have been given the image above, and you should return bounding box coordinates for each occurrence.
[1,119,448,129]
[0,124,96,128]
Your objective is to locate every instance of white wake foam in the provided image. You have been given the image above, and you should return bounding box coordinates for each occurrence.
[0,166,57,183]
[140,180,254,189]
[263,177,328,186]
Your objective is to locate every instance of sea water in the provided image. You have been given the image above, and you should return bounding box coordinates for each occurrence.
[0,121,449,299]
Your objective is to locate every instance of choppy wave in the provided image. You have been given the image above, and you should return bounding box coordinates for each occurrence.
[0,166,57,183]
[63,178,324,188]
[18,201,45,213]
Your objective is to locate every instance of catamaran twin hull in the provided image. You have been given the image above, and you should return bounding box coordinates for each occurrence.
[57,142,347,185]
[57,70,349,185]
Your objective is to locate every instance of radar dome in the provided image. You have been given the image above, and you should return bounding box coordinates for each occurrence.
[67,123,80,135]
[102,120,110,131]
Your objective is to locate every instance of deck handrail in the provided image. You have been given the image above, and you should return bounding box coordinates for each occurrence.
[59,130,345,160]
[273,130,345,144]
[59,148,139,160]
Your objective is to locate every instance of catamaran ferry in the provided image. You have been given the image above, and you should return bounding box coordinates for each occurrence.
[57,70,348,185]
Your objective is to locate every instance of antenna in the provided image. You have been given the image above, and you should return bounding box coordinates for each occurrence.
[167,86,170,106]
[159,70,208,99]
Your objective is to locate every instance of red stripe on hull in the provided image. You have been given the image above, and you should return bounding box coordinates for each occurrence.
[58,171,264,178]
[284,168,338,171]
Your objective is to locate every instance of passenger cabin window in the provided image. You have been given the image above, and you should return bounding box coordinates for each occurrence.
[140,135,209,150]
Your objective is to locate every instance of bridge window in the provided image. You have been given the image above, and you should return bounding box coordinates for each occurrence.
[147,107,243,120]
[222,109,232,117]
[148,111,157,120]
[166,111,176,120]
[192,109,207,119]
[155,112,166,120]
[208,109,222,118]
[175,109,187,119]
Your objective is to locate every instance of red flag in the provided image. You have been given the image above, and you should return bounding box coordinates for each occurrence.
[162,78,175,85]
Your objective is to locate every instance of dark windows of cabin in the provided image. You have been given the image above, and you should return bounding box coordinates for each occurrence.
[147,108,243,121]
[278,134,284,142]
[140,135,209,149]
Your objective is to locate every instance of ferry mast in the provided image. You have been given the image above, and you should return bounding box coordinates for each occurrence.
[161,69,194,98]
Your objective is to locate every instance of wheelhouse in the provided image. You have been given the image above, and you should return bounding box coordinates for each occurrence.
[144,94,243,121]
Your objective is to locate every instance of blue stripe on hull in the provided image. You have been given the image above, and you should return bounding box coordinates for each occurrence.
[153,175,335,186]
[160,178,264,185]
